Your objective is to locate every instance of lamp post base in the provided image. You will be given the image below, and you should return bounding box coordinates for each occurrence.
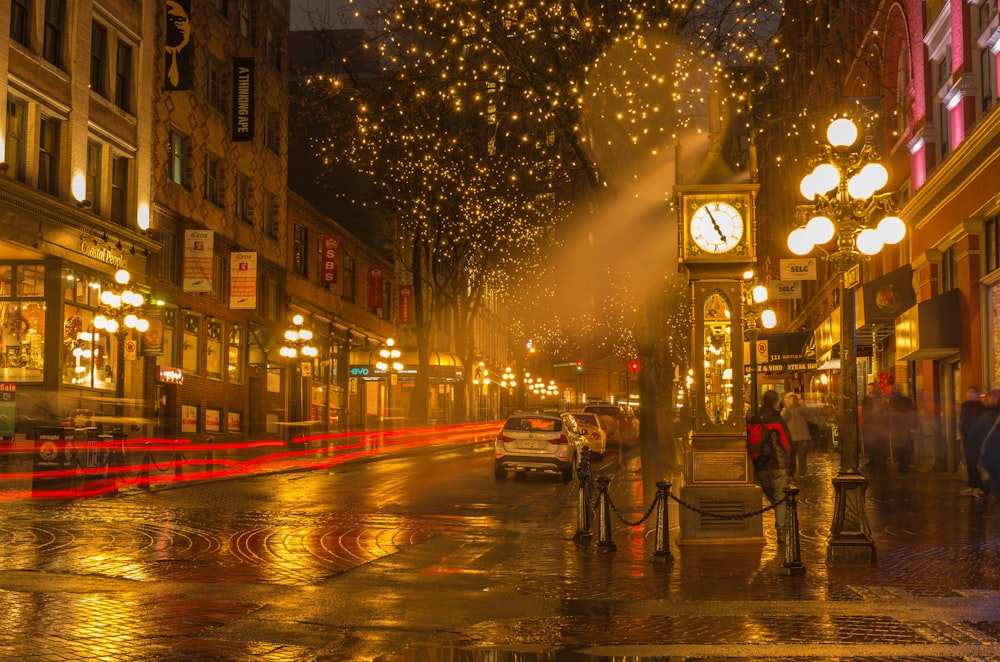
[827,470,876,565]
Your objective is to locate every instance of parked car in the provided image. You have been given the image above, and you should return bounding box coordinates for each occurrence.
[566,410,607,459]
[494,412,585,483]
[583,403,636,443]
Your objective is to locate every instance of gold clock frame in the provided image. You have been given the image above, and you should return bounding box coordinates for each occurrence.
[679,193,756,263]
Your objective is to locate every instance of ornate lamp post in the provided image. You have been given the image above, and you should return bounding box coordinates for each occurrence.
[787,117,906,565]
[500,367,517,417]
[376,338,403,428]
[93,269,149,423]
[742,270,777,416]
[279,314,318,436]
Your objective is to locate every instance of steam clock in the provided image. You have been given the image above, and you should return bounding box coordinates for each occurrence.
[675,109,764,543]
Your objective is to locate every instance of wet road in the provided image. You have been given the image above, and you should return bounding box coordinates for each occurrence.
[0,435,999,660]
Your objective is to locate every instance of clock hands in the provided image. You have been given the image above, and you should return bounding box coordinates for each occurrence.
[705,208,727,241]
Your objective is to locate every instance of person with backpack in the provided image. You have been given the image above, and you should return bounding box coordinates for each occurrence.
[747,390,793,540]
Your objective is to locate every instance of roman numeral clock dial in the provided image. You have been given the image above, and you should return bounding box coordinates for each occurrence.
[690,201,744,254]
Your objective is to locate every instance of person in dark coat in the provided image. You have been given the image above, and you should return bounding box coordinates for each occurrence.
[977,390,1000,502]
[888,386,918,475]
[747,390,793,539]
[861,383,890,470]
[960,387,987,496]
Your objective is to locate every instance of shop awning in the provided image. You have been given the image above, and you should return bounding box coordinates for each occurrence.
[895,289,961,361]
[350,347,464,382]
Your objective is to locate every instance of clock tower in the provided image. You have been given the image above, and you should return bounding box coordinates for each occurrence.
[674,95,764,544]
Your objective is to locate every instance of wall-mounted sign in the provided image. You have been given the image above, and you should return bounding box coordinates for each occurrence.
[157,366,183,384]
[768,281,802,300]
[779,258,817,280]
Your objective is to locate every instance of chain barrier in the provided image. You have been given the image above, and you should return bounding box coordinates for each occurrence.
[574,457,804,573]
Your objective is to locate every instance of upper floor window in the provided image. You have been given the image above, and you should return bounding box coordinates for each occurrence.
[264,106,279,153]
[205,154,222,206]
[941,245,958,293]
[238,0,253,39]
[208,0,228,15]
[91,22,108,97]
[236,173,251,224]
[169,130,189,187]
[228,325,244,383]
[43,0,66,68]
[987,216,1000,274]
[115,40,133,113]
[4,99,27,182]
[342,253,356,303]
[182,313,201,374]
[159,230,181,285]
[110,155,130,226]
[936,54,952,158]
[293,224,308,277]
[206,319,223,379]
[86,142,102,211]
[38,118,60,195]
[263,190,278,237]
[10,0,31,48]
[207,56,225,112]
[265,24,280,70]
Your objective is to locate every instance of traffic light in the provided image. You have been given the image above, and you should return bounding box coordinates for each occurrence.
[576,360,583,372]
[629,360,640,373]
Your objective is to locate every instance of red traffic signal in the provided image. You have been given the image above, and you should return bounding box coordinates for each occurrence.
[629,360,640,373]
[576,360,583,371]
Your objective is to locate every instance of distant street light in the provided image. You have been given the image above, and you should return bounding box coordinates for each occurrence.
[376,338,403,428]
[93,268,149,423]
[742,270,777,415]
[786,116,904,565]
[280,314,318,436]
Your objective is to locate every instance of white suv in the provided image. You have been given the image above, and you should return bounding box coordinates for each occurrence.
[494,412,585,483]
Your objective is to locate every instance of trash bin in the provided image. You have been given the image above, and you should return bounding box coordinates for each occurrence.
[31,427,77,497]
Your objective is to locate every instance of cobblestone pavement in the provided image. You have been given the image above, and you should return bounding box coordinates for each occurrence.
[0,448,998,660]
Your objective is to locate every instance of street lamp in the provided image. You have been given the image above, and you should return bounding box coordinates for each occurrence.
[786,116,905,565]
[93,268,149,423]
[500,367,517,417]
[279,314,318,436]
[376,338,403,428]
[742,270,777,416]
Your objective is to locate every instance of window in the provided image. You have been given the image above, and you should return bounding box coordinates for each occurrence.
[382,281,392,321]
[238,0,252,39]
[154,308,177,368]
[941,245,957,293]
[43,0,66,67]
[208,0,228,14]
[228,325,244,383]
[4,99,26,182]
[182,313,201,374]
[205,154,221,205]
[212,253,227,301]
[293,224,308,276]
[978,2,998,114]
[263,190,277,237]
[936,54,951,158]
[0,264,47,384]
[207,56,225,112]
[86,142,102,212]
[264,277,282,321]
[115,40,133,112]
[265,24,280,69]
[342,253,356,303]
[264,106,279,153]
[206,319,222,379]
[11,0,30,48]
[91,22,108,97]
[169,130,188,186]
[110,155,129,225]
[38,118,60,195]
[236,173,251,223]
[159,230,181,285]
[986,216,1000,274]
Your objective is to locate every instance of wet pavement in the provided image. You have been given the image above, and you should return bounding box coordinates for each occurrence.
[0,442,998,660]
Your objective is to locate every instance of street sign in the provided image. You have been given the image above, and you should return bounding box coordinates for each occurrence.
[780,258,817,280]
[124,339,138,360]
[300,362,312,377]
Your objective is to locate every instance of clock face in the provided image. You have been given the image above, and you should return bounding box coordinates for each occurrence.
[690,202,744,254]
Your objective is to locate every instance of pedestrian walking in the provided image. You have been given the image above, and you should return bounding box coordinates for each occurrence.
[977,390,1000,503]
[888,386,918,475]
[861,382,890,471]
[747,390,792,539]
[782,392,813,477]
[960,386,987,496]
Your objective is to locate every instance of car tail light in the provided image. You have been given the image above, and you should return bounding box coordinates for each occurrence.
[498,434,514,444]
[548,434,569,445]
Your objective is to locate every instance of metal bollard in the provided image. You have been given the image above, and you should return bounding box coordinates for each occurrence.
[574,455,593,543]
[173,451,184,480]
[137,450,153,490]
[595,475,616,553]
[651,480,673,563]
[781,484,806,575]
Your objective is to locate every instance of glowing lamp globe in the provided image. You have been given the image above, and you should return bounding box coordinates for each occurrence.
[877,216,906,244]
[761,309,778,329]
[811,164,840,194]
[787,227,815,255]
[805,216,835,244]
[136,319,150,333]
[856,228,884,255]
[799,174,817,200]
[827,118,859,148]
[114,269,131,285]
[752,285,768,304]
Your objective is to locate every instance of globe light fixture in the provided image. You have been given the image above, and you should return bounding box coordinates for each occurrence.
[280,314,319,438]
[93,268,149,420]
[376,338,403,428]
[786,116,905,565]
[742,271,777,414]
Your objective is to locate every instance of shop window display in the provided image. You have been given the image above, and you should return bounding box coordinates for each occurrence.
[0,264,46,383]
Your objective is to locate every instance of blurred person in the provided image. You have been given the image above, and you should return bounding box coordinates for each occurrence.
[781,392,813,477]
[888,386,918,475]
[976,389,1000,502]
[861,382,890,471]
[747,390,792,540]
[960,387,987,496]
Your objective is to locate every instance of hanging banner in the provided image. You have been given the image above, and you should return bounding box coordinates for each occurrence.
[141,310,164,356]
[232,57,255,141]
[182,229,213,292]
[230,251,258,309]
[779,258,817,280]
[399,284,414,324]
[164,0,193,90]
[368,265,385,308]
[768,281,802,300]
[321,234,340,284]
